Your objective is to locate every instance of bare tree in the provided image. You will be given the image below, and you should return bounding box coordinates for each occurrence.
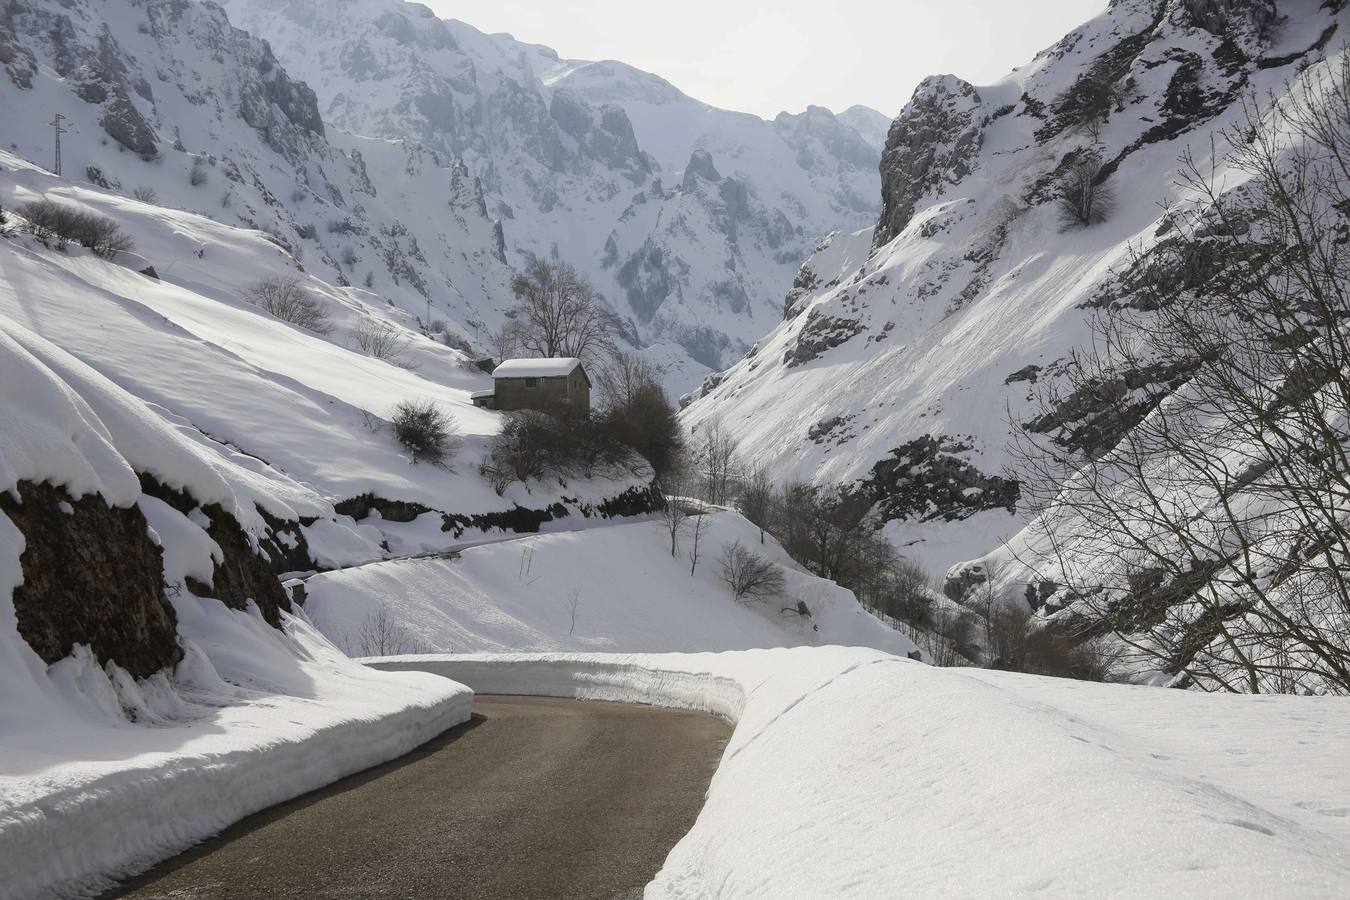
[688,504,708,575]
[719,540,786,604]
[352,606,424,657]
[353,318,414,368]
[132,184,158,204]
[508,258,614,364]
[244,276,333,334]
[738,466,774,544]
[693,418,741,506]
[564,589,581,635]
[1057,149,1115,229]
[1016,57,1350,694]
[656,459,693,557]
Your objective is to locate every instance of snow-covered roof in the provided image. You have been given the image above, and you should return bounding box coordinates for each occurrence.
[469,389,496,399]
[492,357,584,379]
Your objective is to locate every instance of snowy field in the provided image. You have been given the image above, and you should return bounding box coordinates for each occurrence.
[304,510,919,657]
[379,649,1350,899]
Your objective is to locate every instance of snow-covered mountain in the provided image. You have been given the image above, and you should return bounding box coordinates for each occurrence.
[681,0,1348,577]
[0,0,528,353]
[218,0,885,391]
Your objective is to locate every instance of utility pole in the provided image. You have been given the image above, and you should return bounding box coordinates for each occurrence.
[49,113,66,177]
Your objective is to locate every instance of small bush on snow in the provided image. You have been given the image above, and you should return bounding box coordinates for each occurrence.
[132,184,158,204]
[719,540,786,605]
[18,199,135,258]
[392,400,461,466]
[1057,150,1115,229]
[480,410,631,490]
[243,276,334,334]
[352,319,414,368]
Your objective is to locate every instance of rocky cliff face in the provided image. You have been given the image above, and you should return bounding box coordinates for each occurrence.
[682,0,1349,577]
[220,0,886,391]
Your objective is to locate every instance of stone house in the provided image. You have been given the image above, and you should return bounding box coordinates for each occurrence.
[471,357,592,416]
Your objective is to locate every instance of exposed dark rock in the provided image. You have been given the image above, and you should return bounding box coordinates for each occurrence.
[676,324,732,371]
[549,91,649,178]
[334,493,431,523]
[784,309,865,366]
[256,507,319,574]
[943,559,990,602]
[875,76,983,247]
[1183,0,1277,38]
[586,484,665,519]
[857,435,1020,526]
[1005,365,1042,385]
[101,93,158,157]
[139,266,160,280]
[683,149,722,187]
[335,486,663,541]
[1022,359,1199,458]
[617,240,681,323]
[1,480,180,678]
[138,474,292,627]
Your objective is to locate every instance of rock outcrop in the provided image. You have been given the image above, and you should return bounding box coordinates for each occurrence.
[1,481,180,678]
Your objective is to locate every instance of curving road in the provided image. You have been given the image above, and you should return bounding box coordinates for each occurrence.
[113,695,730,900]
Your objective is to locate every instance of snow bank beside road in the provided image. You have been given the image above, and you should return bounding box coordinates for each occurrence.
[376,650,1350,898]
[0,619,470,900]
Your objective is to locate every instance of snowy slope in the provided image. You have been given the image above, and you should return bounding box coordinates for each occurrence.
[304,510,918,657]
[682,0,1350,574]
[219,0,883,392]
[383,649,1350,898]
[0,153,649,534]
[0,294,471,899]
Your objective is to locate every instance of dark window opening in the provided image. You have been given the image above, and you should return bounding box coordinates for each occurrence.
[525,377,538,388]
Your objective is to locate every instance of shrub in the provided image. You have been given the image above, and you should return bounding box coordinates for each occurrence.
[189,159,208,187]
[391,400,460,465]
[294,222,317,240]
[18,199,135,258]
[243,276,333,334]
[596,352,684,479]
[482,409,629,488]
[1057,150,1115,229]
[132,184,158,204]
[352,318,413,367]
[719,540,786,604]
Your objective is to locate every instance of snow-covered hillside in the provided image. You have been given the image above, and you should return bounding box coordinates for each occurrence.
[304,510,919,657]
[0,153,650,533]
[682,0,1349,576]
[0,0,521,354]
[218,0,885,392]
[0,223,474,896]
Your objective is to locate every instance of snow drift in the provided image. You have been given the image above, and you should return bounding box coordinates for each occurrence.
[378,649,1350,898]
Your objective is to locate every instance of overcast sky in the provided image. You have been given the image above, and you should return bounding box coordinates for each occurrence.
[426,1,1106,119]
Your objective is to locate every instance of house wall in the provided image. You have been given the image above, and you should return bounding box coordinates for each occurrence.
[494,373,590,415]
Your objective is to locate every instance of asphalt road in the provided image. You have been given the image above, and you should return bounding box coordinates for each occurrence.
[113,695,730,900]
